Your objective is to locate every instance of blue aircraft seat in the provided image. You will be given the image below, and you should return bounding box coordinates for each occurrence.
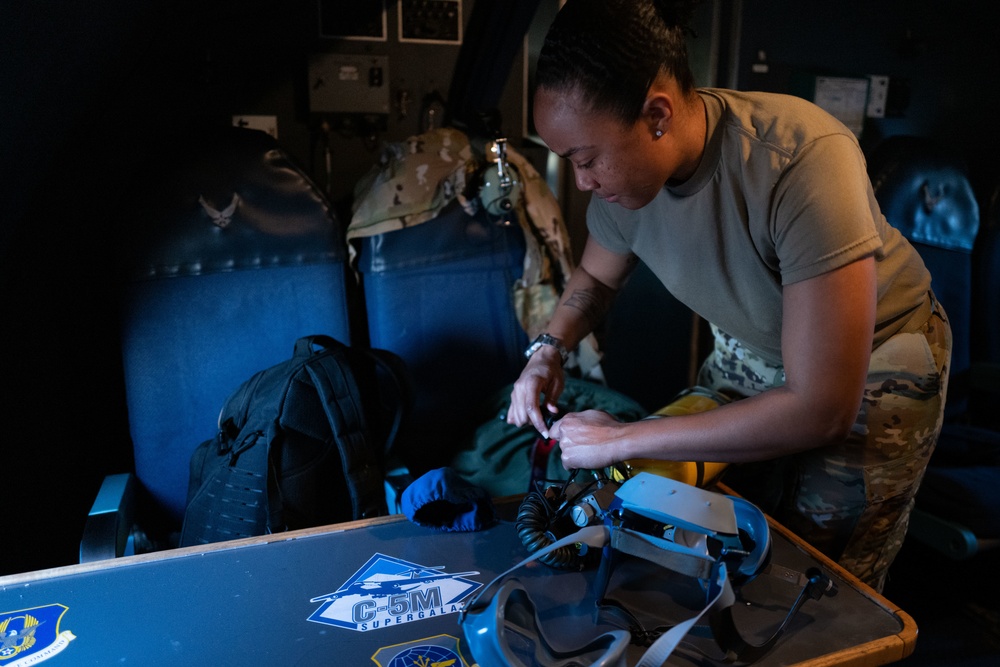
[868,135,1000,560]
[869,135,979,415]
[357,201,528,476]
[80,127,354,561]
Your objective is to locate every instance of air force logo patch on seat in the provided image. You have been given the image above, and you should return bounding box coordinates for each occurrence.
[308,553,481,632]
[0,604,75,666]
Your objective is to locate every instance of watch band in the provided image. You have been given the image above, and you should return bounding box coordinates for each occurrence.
[524,333,570,364]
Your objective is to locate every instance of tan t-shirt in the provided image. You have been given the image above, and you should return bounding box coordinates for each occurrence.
[587,88,931,365]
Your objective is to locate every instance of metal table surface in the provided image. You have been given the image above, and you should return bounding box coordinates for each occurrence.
[0,497,916,666]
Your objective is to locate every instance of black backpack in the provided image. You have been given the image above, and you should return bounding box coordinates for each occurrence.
[179,335,411,546]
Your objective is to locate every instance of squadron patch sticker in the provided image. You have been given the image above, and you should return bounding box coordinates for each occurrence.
[370,634,470,667]
[0,604,75,666]
[307,553,480,632]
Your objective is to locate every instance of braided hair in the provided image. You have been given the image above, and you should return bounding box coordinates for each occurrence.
[535,0,700,124]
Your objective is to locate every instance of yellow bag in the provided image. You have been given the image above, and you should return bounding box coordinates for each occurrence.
[616,387,731,487]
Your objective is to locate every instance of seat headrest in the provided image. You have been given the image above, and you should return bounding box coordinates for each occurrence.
[868,136,979,252]
[121,127,344,281]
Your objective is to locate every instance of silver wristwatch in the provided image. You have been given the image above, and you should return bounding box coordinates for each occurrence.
[524,333,569,364]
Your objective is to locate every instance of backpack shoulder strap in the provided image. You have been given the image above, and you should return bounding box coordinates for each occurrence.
[294,335,411,455]
[353,346,412,456]
[304,348,387,520]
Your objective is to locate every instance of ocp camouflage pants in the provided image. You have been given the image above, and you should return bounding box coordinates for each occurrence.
[697,292,952,593]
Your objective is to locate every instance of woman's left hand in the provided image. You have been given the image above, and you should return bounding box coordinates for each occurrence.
[549,409,627,470]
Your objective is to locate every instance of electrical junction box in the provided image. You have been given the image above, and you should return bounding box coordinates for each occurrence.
[308,54,390,115]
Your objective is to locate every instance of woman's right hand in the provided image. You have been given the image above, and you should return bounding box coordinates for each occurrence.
[506,344,565,437]
[505,240,634,436]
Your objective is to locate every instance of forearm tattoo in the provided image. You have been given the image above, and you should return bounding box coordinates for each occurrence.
[563,285,615,330]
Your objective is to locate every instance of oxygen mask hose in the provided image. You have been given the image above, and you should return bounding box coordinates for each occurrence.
[516,405,615,570]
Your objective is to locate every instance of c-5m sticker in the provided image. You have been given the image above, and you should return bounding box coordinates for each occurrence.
[0,604,75,666]
[308,553,481,632]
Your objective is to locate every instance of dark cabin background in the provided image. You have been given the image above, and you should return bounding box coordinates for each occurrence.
[2,0,997,577]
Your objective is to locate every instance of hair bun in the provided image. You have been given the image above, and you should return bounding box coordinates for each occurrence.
[651,0,701,30]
